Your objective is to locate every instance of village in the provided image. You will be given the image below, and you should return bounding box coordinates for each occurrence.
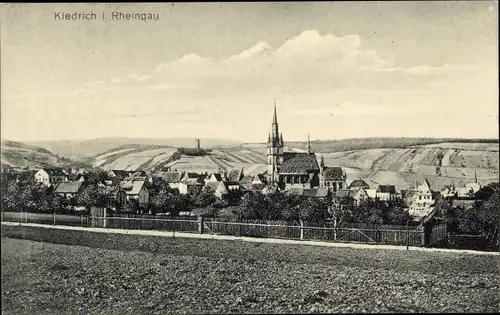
[1,105,486,225]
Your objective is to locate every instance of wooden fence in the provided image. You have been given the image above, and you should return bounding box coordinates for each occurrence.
[1,211,448,247]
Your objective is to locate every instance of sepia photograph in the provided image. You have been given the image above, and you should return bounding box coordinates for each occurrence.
[1,2,499,314]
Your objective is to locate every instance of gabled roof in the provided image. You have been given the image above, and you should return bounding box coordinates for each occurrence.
[130,171,147,177]
[334,189,351,199]
[226,168,244,183]
[155,171,183,183]
[109,170,130,177]
[54,181,83,194]
[288,187,330,198]
[279,152,319,174]
[349,179,369,190]
[377,185,396,194]
[315,187,330,198]
[323,167,345,181]
[119,180,147,195]
[210,173,223,182]
[41,168,66,177]
[68,173,86,181]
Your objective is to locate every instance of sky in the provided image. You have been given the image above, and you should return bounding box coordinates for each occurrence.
[1,2,498,143]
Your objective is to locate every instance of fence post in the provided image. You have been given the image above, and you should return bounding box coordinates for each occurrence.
[103,208,107,228]
[333,216,337,242]
[198,216,203,234]
[300,220,304,240]
[421,223,426,246]
[406,220,409,250]
[53,211,56,225]
[80,214,83,227]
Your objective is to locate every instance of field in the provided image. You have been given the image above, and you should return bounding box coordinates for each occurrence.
[2,226,499,314]
[1,140,73,169]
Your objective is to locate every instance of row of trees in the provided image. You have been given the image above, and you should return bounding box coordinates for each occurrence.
[1,171,414,226]
[434,182,499,244]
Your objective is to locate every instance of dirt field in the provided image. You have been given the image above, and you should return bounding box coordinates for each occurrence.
[2,226,499,314]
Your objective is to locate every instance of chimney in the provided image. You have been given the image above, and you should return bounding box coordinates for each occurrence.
[196,138,201,149]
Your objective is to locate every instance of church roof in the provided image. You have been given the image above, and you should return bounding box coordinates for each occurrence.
[279,152,319,174]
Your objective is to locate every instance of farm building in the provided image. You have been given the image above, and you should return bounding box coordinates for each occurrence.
[34,168,68,187]
[119,179,149,206]
[54,181,83,199]
[376,185,397,201]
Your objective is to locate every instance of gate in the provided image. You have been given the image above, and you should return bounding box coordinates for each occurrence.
[90,207,107,228]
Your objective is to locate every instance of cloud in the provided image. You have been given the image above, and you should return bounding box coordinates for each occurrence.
[74,29,481,97]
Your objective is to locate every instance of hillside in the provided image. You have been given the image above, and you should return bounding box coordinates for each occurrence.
[85,139,499,190]
[0,139,75,169]
[242,137,499,154]
[241,141,499,190]
[26,137,242,160]
[87,145,268,176]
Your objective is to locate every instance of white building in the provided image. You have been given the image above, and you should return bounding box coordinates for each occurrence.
[409,179,435,219]
[34,168,68,186]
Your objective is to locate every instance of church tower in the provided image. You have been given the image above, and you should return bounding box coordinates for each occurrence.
[267,101,284,184]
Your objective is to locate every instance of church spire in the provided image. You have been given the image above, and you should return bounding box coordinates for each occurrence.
[272,99,278,125]
[474,170,478,184]
[320,154,325,168]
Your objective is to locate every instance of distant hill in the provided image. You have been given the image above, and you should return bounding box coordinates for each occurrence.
[0,139,76,169]
[26,137,243,160]
[86,144,267,175]
[242,139,499,190]
[243,137,499,153]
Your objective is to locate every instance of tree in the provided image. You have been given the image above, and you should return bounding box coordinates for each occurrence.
[76,185,101,213]
[123,199,140,214]
[477,189,499,246]
[298,197,329,224]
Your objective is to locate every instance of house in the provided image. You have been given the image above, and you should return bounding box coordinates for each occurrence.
[119,179,149,206]
[440,185,457,198]
[204,181,229,199]
[205,173,224,183]
[457,182,481,199]
[408,179,435,219]
[54,181,83,199]
[34,168,68,186]
[179,181,204,195]
[129,170,148,178]
[366,189,377,199]
[108,170,130,179]
[350,187,369,206]
[225,168,244,183]
[349,179,370,191]
[154,171,183,190]
[319,157,347,192]
[179,173,204,195]
[68,173,86,182]
[240,174,267,193]
[289,186,331,199]
[376,185,397,201]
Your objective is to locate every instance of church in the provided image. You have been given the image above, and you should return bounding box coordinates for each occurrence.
[266,103,347,192]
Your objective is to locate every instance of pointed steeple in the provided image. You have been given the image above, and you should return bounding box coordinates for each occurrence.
[280,133,284,146]
[272,99,278,125]
[320,154,325,168]
[474,170,478,184]
[268,133,271,143]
